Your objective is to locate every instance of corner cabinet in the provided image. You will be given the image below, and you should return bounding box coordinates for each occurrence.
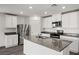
[5,15,17,28]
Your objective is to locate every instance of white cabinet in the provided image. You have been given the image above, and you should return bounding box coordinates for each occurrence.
[5,15,12,28]
[5,35,18,48]
[42,17,52,28]
[42,14,61,29]
[62,12,78,28]
[52,14,61,22]
[5,15,17,28]
[11,16,17,28]
[62,13,70,28]
[60,35,79,53]
[69,12,78,28]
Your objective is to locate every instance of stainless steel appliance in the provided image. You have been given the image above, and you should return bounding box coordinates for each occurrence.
[17,24,28,45]
[57,30,63,35]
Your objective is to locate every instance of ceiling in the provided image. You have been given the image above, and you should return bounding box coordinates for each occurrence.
[0,4,79,16]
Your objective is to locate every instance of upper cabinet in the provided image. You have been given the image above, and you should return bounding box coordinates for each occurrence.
[42,14,62,29]
[62,11,78,28]
[52,14,62,22]
[42,17,52,29]
[5,15,17,28]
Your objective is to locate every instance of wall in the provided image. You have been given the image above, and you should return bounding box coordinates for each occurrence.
[17,16,29,24]
[29,16,41,36]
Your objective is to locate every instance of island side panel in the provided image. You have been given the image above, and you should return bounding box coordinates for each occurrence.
[24,39,64,55]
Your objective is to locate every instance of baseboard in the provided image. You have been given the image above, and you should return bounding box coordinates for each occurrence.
[70,50,79,53]
[70,51,79,55]
[0,46,5,49]
[18,44,23,46]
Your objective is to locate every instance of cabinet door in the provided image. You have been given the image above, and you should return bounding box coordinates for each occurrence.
[5,36,13,48]
[12,16,17,28]
[5,15,17,28]
[69,12,78,28]
[62,12,78,28]
[12,35,18,46]
[42,17,52,28]
[62,13,71,28]
[52,14,61,22]
[5,15,12,28]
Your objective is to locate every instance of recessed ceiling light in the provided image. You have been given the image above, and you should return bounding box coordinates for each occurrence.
[29,6,33,9]
[20,11,23,14]
[62,6,66,9]
[44,12,47,14]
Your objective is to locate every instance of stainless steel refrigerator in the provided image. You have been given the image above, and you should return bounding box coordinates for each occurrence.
[17,24,29,45]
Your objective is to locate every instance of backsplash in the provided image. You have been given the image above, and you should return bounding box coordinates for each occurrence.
[62,28,79,34]
[42,27,62,32]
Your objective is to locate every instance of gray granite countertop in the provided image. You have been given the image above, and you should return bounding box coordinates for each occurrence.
[25,36,72,52]
[62,33,79,38]
[41,31,79,37]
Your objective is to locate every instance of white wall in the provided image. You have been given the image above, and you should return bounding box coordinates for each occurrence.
[29,16,41,36]
[17,16,29,24]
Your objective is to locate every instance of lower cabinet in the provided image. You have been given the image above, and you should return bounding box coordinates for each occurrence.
[60,35,79,53]
[5,35,18,48]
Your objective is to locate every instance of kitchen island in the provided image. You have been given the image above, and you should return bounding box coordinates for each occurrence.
[23,36,72,55]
